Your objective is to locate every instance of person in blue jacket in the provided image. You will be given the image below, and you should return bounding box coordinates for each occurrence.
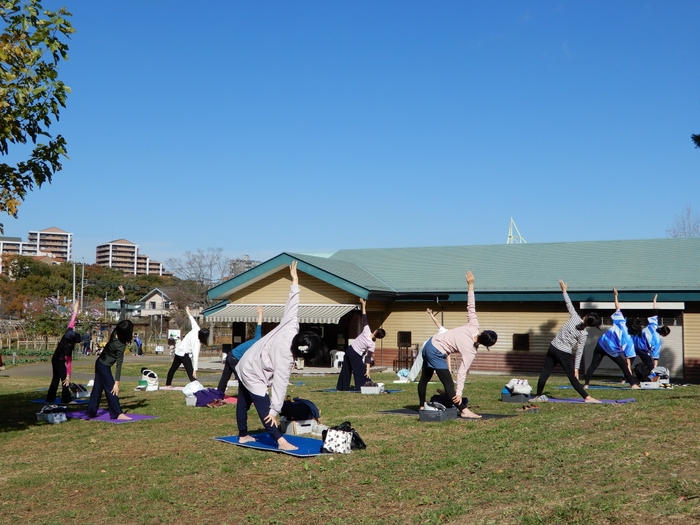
[217,306,263,393]
[583,288,640,389]
[629,294,671,372]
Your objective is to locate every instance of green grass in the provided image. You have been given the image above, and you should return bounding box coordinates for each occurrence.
[1,370,700,524]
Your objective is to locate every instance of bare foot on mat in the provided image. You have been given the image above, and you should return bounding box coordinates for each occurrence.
[277,438,298,451]
[239,435,256,444]
[116,413,132,420]
[584,396,601,403]
[460,408,482,419]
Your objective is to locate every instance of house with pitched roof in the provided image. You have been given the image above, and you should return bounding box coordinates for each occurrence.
[204,238,700,381]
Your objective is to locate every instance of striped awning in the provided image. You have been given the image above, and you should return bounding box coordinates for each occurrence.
[204,304,358,324]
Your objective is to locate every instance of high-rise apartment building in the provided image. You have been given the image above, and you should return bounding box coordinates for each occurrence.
[0,226,72,273]
[27,227,73,261]
[95,239,172,276]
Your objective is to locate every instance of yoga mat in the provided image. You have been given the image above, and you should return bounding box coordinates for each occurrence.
[31,399,88,405]
[557,385,629,390]
[224,396,237,404]
[535,397,636,404]
[66,409,159,423]
[311,388,402,393]
[378,409,514,420]
[158,386,185,391]
[215,433,323,457]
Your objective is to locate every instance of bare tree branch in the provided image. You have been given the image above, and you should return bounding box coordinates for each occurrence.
[666,206,700,238]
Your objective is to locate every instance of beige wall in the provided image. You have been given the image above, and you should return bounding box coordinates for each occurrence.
[684,313,700,360]
[226,271,359,305]
[376,301,570,355]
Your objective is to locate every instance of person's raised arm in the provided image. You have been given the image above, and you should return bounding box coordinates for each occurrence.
[290,260,298,286]
[68,299,79,329]
[427,308,442,330]
[117,285,127,322]
[613,288,620,312]
[465,271,476,322]
[560,280,577,317]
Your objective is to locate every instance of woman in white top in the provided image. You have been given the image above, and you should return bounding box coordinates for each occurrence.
[165,306,209,386]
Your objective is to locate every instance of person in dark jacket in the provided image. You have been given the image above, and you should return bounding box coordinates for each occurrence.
[86,286,133,420]
[46,300,81,403]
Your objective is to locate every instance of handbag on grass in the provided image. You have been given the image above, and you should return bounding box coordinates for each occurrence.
[322,428,352,454]
[321,421,366,453]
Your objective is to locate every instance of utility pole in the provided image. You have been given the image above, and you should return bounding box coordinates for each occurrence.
[72,262,76,304]
[80,259,85,311]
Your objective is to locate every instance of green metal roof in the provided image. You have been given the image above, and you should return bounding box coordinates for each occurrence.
[208,238,700,302]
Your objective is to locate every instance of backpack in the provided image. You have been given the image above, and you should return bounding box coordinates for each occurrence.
[281,397,320,421]
[634,362,652,383]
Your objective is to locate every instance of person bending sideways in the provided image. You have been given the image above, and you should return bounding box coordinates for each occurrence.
[584,288,640,389]
[533,280,602,403]
[417,271,498,419]
[236,261,323,451]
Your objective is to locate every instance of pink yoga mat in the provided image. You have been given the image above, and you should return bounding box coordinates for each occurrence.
[66,409,159,423]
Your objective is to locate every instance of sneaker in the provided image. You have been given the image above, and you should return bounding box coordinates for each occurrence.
[531,395,548,402]
[423,404,439,411]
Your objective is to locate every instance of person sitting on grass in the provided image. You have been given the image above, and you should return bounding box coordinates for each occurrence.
[583,288,640,390]
[417,271,497,419]
[532,280,602,403]
[235,261,322,451]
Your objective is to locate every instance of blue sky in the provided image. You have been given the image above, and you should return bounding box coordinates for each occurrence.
[4,0,699,267]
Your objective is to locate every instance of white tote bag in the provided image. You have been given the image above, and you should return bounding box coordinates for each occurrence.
[322,429,352,454]
[182,380,204,396]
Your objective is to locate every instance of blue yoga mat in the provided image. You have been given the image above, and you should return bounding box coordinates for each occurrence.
[534,397,636,404]
[31,399,88,405]
[215,433,324,457]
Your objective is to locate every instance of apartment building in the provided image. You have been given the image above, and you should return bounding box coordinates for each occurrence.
[0,227,72,273]
[95,239,172,276]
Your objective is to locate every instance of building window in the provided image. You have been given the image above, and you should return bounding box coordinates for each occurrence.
[150,301,156,310]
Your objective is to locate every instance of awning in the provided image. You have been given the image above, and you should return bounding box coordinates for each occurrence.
[204,304,358,324]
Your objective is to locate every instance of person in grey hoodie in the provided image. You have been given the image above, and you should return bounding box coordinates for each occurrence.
[236,261,321,451]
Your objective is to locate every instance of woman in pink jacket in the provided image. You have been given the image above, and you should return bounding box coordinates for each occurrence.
[236,261,322,451]
[417,271,497,419]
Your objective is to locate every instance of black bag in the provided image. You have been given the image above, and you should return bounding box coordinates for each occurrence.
[634,362,652,383]
[430,393,468,408]
[322,421,366,450]
[281,397,320,421]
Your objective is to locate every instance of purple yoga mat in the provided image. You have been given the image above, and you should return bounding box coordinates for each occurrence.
[541,398,636,404]
[66,409,159,423]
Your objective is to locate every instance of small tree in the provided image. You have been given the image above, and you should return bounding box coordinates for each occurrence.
[0,0,75,232]
[666,205,700,238]
[693,133,700,148]
[165,248,230,308]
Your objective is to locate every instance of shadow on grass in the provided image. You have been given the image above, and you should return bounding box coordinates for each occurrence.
[0,391,155,433]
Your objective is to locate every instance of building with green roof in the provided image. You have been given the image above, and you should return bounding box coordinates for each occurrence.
[205,238,700,381]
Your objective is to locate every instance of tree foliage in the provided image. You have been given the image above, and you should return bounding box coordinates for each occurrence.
[666,205,700,238]
[0,0,74,232]
[693,133,700,148]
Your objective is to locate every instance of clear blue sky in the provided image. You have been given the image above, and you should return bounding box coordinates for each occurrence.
[5,0,700,267]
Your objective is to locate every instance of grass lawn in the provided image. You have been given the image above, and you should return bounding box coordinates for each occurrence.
[1,368,700,525]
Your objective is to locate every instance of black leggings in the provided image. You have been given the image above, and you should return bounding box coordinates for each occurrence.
[46,356,71,403]
[584,343,638,386]
[217,353,239,392]
[536,344,588,399]
[417,361,467,412]
[166,354,196,385]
